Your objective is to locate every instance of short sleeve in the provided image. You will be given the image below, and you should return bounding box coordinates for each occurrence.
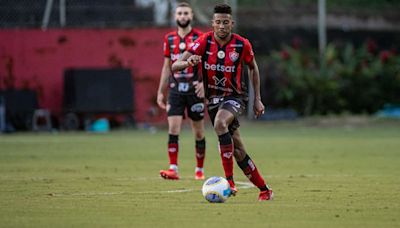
[163,35,170,58]
[243,39,254,64]
[188,34,206,56]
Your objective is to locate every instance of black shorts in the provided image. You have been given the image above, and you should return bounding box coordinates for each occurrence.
[207,97,246,134]
[167,92,205,121]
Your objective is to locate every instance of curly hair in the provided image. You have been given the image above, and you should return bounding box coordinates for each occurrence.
[214,4,232,15]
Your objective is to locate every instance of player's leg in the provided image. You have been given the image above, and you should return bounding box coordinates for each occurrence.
[232,130,274,201]
[160,115,182,180]
[167,115,183,170]
[191,119,206,179]
[213,108,236,193]
[160,93,184,180]
[187,96,206,180]
[213,98,245,194]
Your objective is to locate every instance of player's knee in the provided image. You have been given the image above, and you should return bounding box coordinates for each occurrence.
[214,119,228,134]
[194,131,204,140]
[193,127,204,139]
[168,125,181,135]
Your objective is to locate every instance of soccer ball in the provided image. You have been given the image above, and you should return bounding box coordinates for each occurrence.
[202,176,231,203]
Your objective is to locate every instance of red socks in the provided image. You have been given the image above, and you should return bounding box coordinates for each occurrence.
[237,154,269,191]
[218,132,234,180]
[218,133,269,191]
[195,138,206,168]
[168,134,179,167]
[168,135,207,171]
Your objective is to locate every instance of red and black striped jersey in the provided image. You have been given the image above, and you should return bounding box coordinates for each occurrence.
[163,28,203,94]
[188,31,254,100]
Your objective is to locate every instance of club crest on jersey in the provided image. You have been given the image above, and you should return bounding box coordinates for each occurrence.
[229,51,239,62]
[217,50,225,59]
[179,42,186,50]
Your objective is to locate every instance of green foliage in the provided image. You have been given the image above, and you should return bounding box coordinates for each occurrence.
[269,41,400,115]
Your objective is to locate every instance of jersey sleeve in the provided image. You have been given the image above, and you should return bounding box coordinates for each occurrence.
[163,35,170,58]
[188,34,206,55]
[243,39,255,64]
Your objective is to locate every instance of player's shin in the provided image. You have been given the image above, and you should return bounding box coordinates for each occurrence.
[168,134,179,171]
[195,138,206,180]
[218,132,234,188]
[195,138,206,169]
[237,154,270,191]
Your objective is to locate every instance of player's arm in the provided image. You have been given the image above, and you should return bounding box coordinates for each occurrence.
[171,51,201,72]
[247,57,265,118]
[171,51,204,98]
[157,58,171,109]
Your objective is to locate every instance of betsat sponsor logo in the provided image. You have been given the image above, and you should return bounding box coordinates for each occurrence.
[204,62,235,73]
[171,53,182,61]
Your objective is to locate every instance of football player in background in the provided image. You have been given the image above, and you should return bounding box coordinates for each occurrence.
[157,2,206,180]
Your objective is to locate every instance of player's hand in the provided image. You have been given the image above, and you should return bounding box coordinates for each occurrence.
[157,93,166,109]
[253,98,265,119]
[187,55,201,66]
[193,81,204,98]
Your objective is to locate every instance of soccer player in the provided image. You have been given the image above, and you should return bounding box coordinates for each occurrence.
[157,2,206,180]
[171,3,273,201]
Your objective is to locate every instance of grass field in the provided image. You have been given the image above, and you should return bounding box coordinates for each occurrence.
[1,117,400,227]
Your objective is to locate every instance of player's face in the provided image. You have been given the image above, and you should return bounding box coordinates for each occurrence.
[212,13,234,40]
[175,6,193,28]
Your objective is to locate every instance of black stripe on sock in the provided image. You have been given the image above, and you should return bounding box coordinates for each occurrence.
[168,134,179,143]
[218,132,232,145]
[195,138,206,149]
[237,154,251,170]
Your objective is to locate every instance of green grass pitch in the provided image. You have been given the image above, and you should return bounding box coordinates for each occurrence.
[1,118,399,227]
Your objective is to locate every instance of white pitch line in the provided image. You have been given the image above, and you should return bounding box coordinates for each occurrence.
[135,181,254,194]
[52,181,255,197]
[235,181,254,189]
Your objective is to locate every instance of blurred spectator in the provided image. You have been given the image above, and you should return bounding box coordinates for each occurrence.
[135,0,174,26]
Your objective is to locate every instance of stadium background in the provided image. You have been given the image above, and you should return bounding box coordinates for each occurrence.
[0,0,399,131]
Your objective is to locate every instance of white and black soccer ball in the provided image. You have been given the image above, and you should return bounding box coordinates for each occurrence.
[202,176,231,203]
